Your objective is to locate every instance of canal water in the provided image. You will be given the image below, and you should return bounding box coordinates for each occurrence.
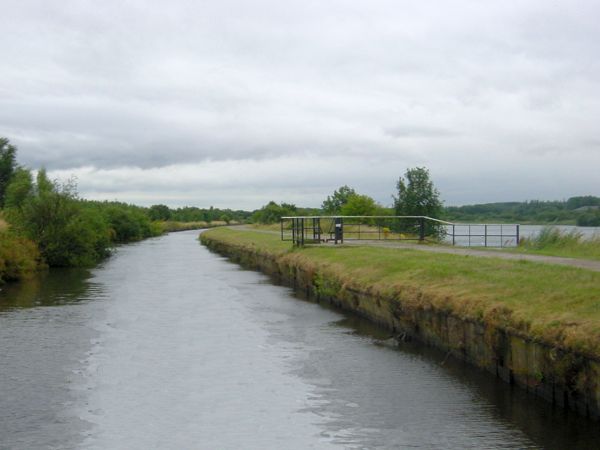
[1,230,599,449]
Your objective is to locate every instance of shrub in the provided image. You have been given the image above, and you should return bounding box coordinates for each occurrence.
[0,231,39,283]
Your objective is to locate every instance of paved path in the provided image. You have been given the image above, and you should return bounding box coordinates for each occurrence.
[235,226,600,272]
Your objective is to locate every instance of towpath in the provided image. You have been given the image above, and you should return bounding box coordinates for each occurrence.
[235,226,600,273]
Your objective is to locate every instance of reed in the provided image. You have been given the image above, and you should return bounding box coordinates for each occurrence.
[517,226,600,260]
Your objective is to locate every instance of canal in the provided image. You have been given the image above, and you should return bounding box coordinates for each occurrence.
[1,230,598,449]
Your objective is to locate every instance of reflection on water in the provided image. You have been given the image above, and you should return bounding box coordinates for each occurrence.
[0,266,105,450]
[330,316,598,449]
[1,231,599,449]
[0,267,93,311]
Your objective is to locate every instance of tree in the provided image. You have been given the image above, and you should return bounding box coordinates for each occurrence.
[394,167,444,238]
[340,194,378,216]
[0,137,18,207]
[251,201,297,224]
[4,168,33,209]
[393,167,442,218]
[5,170,112,266]
[148,204,172,221]
[321,185,356,214]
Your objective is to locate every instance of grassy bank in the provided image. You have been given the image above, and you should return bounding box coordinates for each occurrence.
[201,226,600,358]
[514,227,600,261]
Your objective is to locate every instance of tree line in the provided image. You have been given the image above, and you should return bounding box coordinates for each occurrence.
[251,167,443,223]
[445,198,600,226]
[0,137,249,281]
[251,168,600,227]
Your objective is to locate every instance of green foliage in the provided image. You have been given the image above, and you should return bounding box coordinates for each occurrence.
[168,206,251,223]
[577,210,600,226]
[251,201,297,224]
[4,168,33,209]
[148,204,171,221]
[0,136,252,270]
[322,185,356,214]
[446,197,600,225]
[394,167,443,218]
[340,194,378,216]
[85,201,162,243]
[394,167,443,237]
[104,205,146,242]
[566,196,600,210]
[0,231,39,283]
[3,170,162,267]
[0,137,18,207]
[4,171,115,266]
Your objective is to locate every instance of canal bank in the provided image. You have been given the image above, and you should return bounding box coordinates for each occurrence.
[200,227,600,420]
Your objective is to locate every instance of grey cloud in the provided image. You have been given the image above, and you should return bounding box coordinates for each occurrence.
[1,0,600,207]
[384,125,457,139]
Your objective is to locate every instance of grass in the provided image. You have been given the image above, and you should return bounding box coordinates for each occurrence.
[202,226,600,358]
[513,227,600,261]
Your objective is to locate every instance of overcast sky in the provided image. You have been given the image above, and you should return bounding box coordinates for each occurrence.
[1,0,599,209]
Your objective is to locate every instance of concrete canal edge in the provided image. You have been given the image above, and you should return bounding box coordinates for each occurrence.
[200,233,600,420]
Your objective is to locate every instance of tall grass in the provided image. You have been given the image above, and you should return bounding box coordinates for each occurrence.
[518,226,600,260]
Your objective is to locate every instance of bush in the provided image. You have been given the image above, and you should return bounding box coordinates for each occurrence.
[251,201,297,224]
[4,171,115,267]
[0,231,39,283]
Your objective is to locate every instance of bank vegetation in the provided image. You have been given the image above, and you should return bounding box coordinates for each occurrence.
[0,137,239,284]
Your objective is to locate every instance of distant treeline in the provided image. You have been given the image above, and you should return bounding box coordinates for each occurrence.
[251,195,600,227]
[147,204,252,223]
[444,196,600,226]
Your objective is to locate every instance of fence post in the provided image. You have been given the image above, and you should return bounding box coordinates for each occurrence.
[452,224,455,246]
[485,224,488,247]
[419,217,425,242]
[516,224,520,246]
[334,217,342,244]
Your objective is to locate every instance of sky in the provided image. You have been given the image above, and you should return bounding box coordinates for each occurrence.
[1,0,599,210]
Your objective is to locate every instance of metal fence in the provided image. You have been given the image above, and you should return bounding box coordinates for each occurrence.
[281,216,520,248]
[446,223,520,247]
